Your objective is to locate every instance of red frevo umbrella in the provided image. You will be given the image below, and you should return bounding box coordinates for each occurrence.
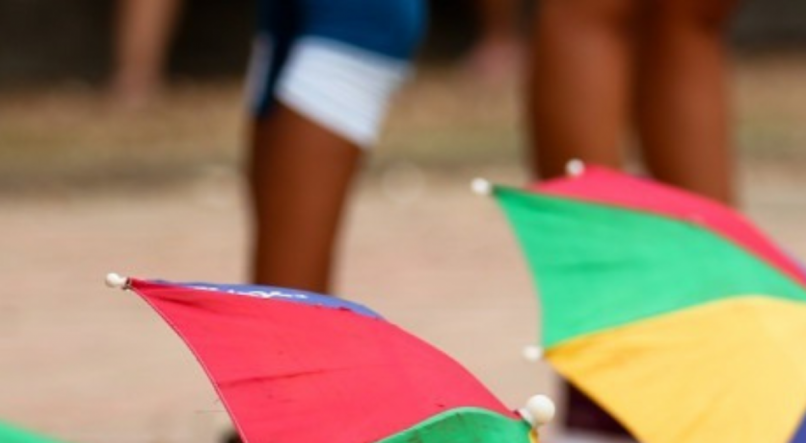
[106,275,555,443]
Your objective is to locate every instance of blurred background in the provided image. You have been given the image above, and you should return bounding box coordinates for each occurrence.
[1,1,805,442]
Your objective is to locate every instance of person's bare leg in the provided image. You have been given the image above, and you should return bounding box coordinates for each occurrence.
[529,1,640,440]
[466,0,523,82]
[110,0,184,108]
[528,0,638,179]
[635,0,737,204]
[249,106,362,294]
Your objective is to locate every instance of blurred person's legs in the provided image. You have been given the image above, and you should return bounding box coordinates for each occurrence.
[635,0,738,205]
[529,0,736,197]
[247,0,426,287]
[528,0,638,179]
[466,0,524,82]
[110,0,184,108]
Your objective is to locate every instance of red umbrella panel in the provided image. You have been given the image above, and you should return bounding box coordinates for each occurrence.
[108,276,555,443]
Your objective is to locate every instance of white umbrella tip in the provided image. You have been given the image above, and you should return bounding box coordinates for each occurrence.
[105,273,129,289]
[522,345,544,362]
[519,395,556,427]
[565,159,586,177]
[471,178,493,196]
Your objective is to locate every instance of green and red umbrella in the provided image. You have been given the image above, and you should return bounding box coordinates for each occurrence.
[106,275,555,443]
[480,163,806,443]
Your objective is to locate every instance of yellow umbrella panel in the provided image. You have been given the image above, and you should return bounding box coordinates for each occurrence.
[551,296,806,443]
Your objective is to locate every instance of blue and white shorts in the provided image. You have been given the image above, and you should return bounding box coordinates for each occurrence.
[246,0,427,147]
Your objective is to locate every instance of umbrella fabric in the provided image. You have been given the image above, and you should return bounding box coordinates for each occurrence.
[490,166,806,443]
[0,421,63,443]
[129,279,534,443]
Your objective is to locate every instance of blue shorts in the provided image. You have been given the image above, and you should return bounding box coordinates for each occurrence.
[246,0,426,147]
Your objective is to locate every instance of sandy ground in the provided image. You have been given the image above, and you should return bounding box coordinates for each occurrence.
[1,164,805,443]
[1,56,805,443]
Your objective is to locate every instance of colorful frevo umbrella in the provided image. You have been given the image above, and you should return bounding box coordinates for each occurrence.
[105,274,555,443]
[474,162,806,443]
[0,421,64,443]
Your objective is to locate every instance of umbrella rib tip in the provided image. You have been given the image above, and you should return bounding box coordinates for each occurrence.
[565,159,586,177]
[105,272,130,289]
[471,178,493,196]
[519,394,556,428]
[522,345,544,362]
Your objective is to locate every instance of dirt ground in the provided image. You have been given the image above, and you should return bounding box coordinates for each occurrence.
[1,163,805,443]
[1,59,806,442]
